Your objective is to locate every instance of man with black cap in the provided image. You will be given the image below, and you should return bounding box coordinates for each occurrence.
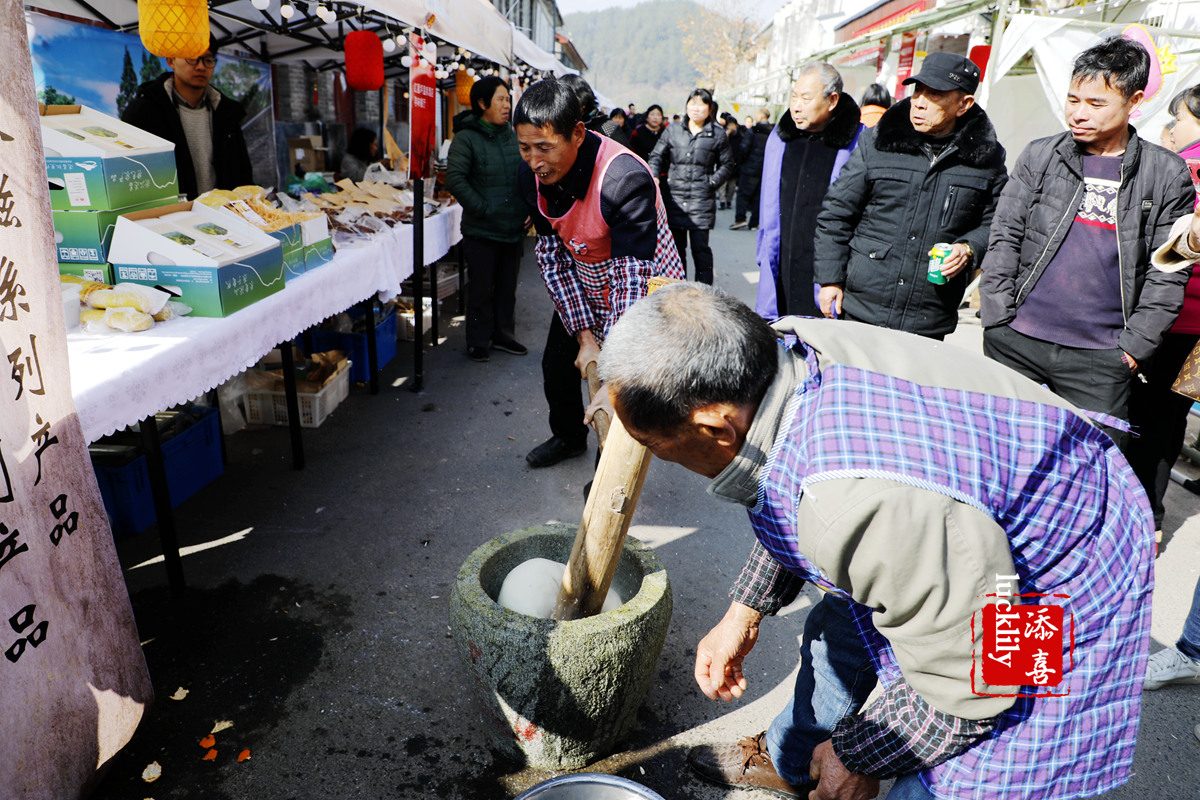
[813,52,1007,339]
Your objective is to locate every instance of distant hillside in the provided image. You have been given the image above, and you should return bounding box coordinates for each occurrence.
[562,0,704,115]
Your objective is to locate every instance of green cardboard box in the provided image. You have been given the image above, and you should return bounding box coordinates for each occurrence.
[268,223,306,278]
[52,197,178,263]
[108,201,285,317]
[114,256,285,317]
[41,105,179,211]
[58,262,114,284]
[302,213,334,270]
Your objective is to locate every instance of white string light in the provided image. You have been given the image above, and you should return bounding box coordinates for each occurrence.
[250,0,270,10]
[280,2,294,18]
[382,37,395,53]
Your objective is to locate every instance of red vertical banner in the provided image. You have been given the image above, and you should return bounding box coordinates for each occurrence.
[408,33,437,181]
[894,32,918,100]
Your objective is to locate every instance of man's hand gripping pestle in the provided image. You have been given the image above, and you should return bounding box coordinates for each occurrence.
[551,277,676,621]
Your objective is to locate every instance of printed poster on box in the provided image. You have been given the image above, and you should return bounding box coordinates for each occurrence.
[408,32,437,181]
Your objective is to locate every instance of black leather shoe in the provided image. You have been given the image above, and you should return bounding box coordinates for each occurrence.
[526,436,587,468]
[467,346,489,362]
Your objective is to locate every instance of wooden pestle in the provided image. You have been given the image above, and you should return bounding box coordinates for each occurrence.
[551,377,650,620]
[551,276,677,621]
[585,362,611,449]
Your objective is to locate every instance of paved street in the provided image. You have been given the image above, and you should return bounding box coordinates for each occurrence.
[97,207,1200,799]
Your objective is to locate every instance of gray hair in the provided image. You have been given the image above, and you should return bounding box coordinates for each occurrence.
[798,62,843,99]
[598,283,779,433]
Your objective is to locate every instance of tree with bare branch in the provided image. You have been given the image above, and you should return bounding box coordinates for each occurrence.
[678,0,761,92]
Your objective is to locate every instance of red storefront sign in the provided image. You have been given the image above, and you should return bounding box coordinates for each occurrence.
[894,32,918,100]
[839,0,928,41]
[408,33,437,180]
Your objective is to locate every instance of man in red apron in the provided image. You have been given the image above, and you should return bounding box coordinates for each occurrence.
[515,80,684,468]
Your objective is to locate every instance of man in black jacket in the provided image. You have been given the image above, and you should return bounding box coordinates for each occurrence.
[731,108,773,230]
[980,36,1194,450]
[121,41,253,199]
[814,52,1007,339]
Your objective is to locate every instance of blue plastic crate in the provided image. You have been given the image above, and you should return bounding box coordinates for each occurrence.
[311,310,397,384]
[91,406,224,537]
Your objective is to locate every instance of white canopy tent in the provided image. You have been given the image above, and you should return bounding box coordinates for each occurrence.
[512,25,575,77]
[24,0,516,70]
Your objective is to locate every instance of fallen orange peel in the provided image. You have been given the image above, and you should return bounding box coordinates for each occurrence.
[237,749,251,762]
[199,734,216,748]
[202,749,217,761]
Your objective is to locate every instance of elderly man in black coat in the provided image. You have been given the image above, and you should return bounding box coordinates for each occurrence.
[814,52,1007,339]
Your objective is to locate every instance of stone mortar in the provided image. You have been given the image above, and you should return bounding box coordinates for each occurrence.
[449,524,673,770]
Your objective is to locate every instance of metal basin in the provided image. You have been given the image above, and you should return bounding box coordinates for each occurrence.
[515,773,667,800]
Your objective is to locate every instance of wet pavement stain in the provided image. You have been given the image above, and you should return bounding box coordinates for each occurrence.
[92,575,352,800]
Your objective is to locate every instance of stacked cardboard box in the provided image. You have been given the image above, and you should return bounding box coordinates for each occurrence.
[41,106,181,280]
[288,135,326,173]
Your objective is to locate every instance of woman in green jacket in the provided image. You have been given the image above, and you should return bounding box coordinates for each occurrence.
[445,77,528,362]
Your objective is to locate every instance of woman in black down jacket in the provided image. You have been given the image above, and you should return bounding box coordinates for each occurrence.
[648,88,734,284]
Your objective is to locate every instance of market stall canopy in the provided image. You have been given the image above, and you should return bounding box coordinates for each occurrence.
[356,0,512,66]
[512,25,575,77]
[25,0,514,66]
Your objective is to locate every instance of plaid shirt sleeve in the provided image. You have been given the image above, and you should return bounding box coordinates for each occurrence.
[831,677,998,778]
[537,234,596,336]
[729,540,805,615]
[602,254,657,339]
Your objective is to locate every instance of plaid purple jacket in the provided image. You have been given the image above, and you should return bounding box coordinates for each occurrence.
[748,339,1154,800]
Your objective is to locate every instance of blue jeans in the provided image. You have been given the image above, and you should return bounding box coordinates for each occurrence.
[764,594,878,786]
[889,774,937,799]
[1179,576,1200,661]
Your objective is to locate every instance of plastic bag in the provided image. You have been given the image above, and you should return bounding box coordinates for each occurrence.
[87,283,170,315]
[104,306,155,332]
[215,371,249,434]
[152,300,194,322]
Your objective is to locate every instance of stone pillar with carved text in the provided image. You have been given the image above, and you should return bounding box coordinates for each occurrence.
[0,2,153,796]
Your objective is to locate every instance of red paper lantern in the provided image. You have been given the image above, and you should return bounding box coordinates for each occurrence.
[345,31,384,91]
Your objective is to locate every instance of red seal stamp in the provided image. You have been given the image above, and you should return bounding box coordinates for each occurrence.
[973,574,1073,698]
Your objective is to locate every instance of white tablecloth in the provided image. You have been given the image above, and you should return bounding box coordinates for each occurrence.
[68,205,462,443]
